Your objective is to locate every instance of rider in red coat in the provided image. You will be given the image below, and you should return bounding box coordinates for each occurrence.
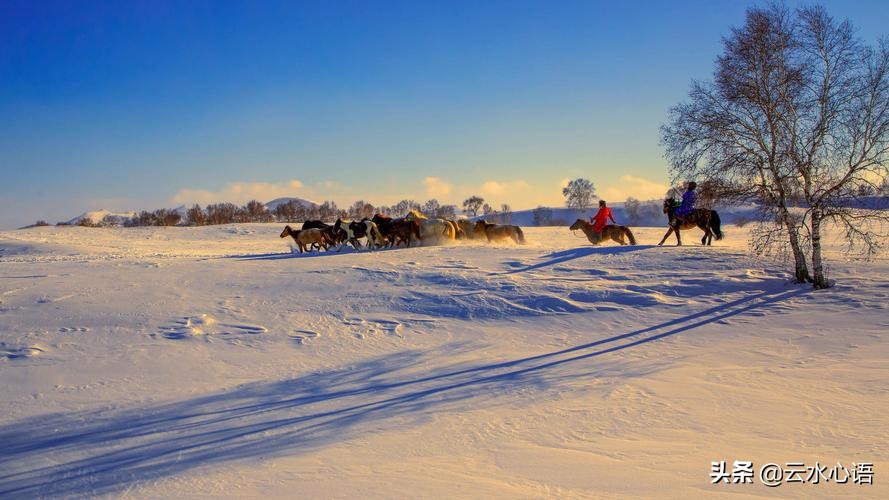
[590,200,616,233]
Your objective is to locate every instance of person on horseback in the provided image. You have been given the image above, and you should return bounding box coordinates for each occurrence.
[590,200,616,234]
[670,182,697,226]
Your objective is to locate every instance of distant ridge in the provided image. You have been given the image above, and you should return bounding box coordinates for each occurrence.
[264,197,318,210]
[66,209,137,226]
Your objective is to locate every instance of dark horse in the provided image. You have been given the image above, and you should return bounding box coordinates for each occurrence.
[658,198,723,246]
[370,214,421,247]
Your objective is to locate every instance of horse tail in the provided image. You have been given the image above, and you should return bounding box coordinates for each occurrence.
[710,210,724,240]
[515,226,526,244]
[624,226,637,245]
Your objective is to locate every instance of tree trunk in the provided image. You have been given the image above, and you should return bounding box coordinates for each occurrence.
[810,210,829,289]
[788,227,811,283]
[778,207,812,283]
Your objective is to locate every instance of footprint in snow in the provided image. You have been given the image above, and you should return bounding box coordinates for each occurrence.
[289,330,320,346]
[59,327,89,333]
[1,343,46,360]
[157,314,268,340]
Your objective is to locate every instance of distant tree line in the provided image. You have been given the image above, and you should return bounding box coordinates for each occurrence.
[52,198,466,228]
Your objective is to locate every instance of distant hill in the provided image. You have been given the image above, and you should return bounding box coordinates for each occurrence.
[66,209,138,226]
[264,197,318,211]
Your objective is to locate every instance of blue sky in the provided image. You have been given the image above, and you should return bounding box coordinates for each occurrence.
[1,0,887,228]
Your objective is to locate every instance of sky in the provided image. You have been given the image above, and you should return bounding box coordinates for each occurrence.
[1,0,888,228]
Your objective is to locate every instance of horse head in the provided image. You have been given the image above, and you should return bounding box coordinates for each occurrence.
[472,220,489,236]
[279,225,292,238]
[569,219,587,231]
[663,198,675,213]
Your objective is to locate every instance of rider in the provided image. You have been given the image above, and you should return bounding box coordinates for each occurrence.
[670,181,698,226]
[590,200,616,233]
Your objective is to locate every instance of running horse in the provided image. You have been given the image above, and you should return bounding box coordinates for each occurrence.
[658,198,723,246]
[569,219,636,246]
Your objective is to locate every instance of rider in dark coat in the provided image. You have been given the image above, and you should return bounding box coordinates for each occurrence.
[671,182,697,226]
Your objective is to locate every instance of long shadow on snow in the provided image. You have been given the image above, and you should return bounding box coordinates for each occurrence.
[501,245,657,274]
[0,286,806,497]
[228,244,417,261]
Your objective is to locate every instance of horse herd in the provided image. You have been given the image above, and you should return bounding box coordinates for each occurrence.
[279,200,724,253]
[279,210,525,253]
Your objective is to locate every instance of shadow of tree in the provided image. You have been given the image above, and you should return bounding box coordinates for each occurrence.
[500,245,657,274]
[0,286,806,496]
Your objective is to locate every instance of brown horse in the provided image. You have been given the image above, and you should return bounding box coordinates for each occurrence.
[473,220,526,244]
[280,226,333,253]
[456,219,478,239]
[658,198,723,246]
[569,219,636,245]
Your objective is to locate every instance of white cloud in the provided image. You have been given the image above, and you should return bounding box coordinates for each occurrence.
[479,180,530,197]
[423,177,452,198]
[598,175,668,203]
[172,180,309,206]
[169,174,666,213]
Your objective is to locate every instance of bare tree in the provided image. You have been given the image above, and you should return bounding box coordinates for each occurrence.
[422,199,441,217]
[562,178,596,210]
[318,201,338,221]
[532,206,552,226]
[436,204,457,219]
[348,200,375,220]
[662,4,889,288]
[462,196,484,217]
[245,200,271,223]
[206,203,238,225]
[186,204,206,226]
[500,203,512,224]
[394,199,420,217]
[624,197,641,226]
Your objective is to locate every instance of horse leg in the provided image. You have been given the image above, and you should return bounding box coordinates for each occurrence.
[658,227,673,246]
[675,228,682,246]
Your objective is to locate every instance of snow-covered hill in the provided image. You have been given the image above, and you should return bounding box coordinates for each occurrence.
[65,209,137,226]
[264,197,318,210]
[1,224,886,497]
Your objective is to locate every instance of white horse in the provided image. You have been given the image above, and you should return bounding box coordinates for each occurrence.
[362,220,388,249]
[419,218,456,244]
[331,219,361,251]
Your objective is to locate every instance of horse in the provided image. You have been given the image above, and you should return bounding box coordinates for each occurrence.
[333,219,362,251]
[371,214,421,247]
[473,220,525,244]
[658,198,723,246]
[301,220,340,250]
[350,219,387,249]
[301,220,330,230]
[280,226,332,253]
[446,219,464,239]
[403,209,427,221]
[658,198,724,246]
[569,219,636,246]
[456,219,478,239]
[418,218,456,245]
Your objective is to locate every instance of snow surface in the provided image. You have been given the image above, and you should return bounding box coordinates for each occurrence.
[0,223,887,497]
